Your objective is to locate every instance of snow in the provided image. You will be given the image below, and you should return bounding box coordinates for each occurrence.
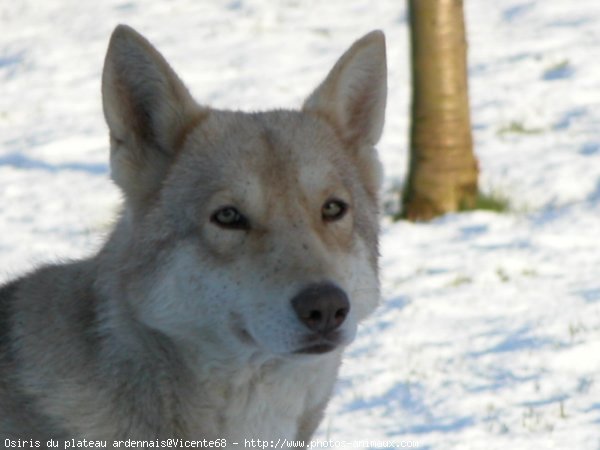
[1,0,600,448]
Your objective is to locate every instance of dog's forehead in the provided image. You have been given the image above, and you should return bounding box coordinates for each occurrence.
[254,120,339,188]
[205,111,346,192]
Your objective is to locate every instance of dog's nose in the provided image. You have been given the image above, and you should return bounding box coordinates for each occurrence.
[291,283,350,334]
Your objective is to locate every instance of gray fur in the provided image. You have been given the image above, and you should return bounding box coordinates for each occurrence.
[0,25,386,445]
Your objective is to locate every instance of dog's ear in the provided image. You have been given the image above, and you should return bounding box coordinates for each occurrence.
[102,25,201,209]
[303,31,387,150]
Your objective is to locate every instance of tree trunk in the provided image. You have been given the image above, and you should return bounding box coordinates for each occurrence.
[402,0,478,221]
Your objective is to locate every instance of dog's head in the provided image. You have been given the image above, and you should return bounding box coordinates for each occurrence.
[101,25,386,360]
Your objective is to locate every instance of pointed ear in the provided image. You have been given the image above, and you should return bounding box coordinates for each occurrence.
[303,30,387,149]
[102,25,203,208]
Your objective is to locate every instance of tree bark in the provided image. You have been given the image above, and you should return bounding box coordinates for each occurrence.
[402,0,478,221]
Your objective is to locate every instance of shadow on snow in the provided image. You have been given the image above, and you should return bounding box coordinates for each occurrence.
[0,152,107,175]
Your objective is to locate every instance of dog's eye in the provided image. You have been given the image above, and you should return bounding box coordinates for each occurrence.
[322,199,348,222]
[211,206,249,230]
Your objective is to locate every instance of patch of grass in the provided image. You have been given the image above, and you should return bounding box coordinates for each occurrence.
[543,59,573,80]
[568,322,587,340]
[449,275,473,287]
[496,268,510,283]
[545,59,569,72]
[459,190,512,213]
[474,191,512,213]
[311,27,331,36]
[559,401,567,419]
[522,268,538,277]
[393,184,516,220]
[498,120,544,136]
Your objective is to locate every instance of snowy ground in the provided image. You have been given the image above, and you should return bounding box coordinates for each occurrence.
[1,0,600,448]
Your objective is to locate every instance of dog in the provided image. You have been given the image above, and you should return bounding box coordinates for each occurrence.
[0,25,386,444]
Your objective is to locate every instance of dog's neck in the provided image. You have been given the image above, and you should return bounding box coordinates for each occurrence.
[93,293,341,439]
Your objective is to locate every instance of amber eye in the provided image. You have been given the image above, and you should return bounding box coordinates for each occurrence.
[211,206,249,230]
[322,199,348,222]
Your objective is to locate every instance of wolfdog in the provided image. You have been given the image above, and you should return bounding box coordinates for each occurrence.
[0,25,386,444]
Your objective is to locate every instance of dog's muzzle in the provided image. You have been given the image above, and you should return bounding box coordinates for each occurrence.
[291,282,350,354]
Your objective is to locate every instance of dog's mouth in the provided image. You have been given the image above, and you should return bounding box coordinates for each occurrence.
[294,342,338,354]
[229,313,346,355]
[293,331,345,355]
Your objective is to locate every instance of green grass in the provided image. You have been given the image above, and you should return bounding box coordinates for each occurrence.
[497,120,544,136]
[458,190,512,213]
[496,268,510,283]
[448,275,473,287]
[473,190,512,212]
[392,186,514,220]
[545,59,570,72]
[543,59,571,80]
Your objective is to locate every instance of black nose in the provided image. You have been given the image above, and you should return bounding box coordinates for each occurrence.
[291,283,350,334]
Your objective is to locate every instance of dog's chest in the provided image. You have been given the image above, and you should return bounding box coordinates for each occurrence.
[186,359,336,440]
[221,375,305,439]
[220,365,308,439]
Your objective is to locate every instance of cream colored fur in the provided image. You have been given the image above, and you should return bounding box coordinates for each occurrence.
[0,25,387,445]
